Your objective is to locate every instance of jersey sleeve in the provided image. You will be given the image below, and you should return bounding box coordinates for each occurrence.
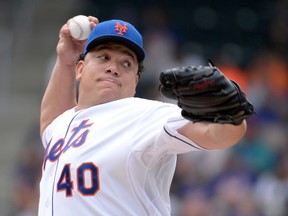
[153,103,207,154]
[131,101,207,161]
[130,101,208,169]
[162,116,207,153]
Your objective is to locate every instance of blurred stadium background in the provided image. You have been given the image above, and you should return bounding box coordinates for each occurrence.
[0,0,287,215]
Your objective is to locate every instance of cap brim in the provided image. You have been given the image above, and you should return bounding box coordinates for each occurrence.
[86,35,145,62]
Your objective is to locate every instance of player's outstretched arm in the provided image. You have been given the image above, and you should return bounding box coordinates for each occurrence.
[40,16,98,136]
[159,62,255,150]
[178,120,247,149]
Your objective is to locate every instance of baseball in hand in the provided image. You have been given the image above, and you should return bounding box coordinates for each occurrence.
[68,15,91,40]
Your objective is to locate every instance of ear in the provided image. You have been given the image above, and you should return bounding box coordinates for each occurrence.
[135,75,139,85]
[75,60,85,80]
[133,74,139,95]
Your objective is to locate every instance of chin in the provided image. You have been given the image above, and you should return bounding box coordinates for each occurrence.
[97,92,121,104]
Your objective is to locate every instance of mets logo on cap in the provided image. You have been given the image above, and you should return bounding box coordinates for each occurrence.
[115,22,127,35]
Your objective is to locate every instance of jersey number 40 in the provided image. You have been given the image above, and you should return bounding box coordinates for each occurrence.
[57,162,100,197]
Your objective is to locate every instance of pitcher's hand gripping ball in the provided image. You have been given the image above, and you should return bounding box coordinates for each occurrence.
[68,15,91,40]
[159,60,255,125]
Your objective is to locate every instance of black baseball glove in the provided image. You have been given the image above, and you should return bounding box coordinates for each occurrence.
[159,60,255,125]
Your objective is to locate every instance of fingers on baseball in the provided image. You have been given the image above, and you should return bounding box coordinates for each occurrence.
[58,23,71,39]
[88,16,99,25]
[87,16,99,31]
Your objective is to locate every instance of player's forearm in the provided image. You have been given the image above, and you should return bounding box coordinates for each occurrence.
[177,120,247,150]
[40,57,77,135]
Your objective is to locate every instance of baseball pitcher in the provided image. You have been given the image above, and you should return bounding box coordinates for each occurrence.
[38,16,254,215]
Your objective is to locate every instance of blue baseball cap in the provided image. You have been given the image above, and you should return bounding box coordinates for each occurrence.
[84,19,146,62]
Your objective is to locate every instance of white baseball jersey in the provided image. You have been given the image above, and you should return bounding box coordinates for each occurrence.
[39,97,205,216]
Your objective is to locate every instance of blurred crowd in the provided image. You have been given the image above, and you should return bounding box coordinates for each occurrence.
[10,0,288,216]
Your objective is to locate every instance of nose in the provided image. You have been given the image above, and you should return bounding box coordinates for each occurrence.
[105,62,119,77]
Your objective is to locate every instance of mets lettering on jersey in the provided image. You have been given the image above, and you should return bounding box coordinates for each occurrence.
[43,119,93,169]
[39,98,203,216]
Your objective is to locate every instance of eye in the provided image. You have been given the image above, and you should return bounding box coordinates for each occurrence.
[98,54,109,60]
[123,60,131,68]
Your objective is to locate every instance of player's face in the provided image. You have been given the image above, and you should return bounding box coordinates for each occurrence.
[75,43,139,109]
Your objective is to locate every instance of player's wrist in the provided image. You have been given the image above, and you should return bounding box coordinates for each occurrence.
[56,56,77,72]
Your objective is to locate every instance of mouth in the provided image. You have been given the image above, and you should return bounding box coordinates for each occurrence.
[98,77,121,87]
